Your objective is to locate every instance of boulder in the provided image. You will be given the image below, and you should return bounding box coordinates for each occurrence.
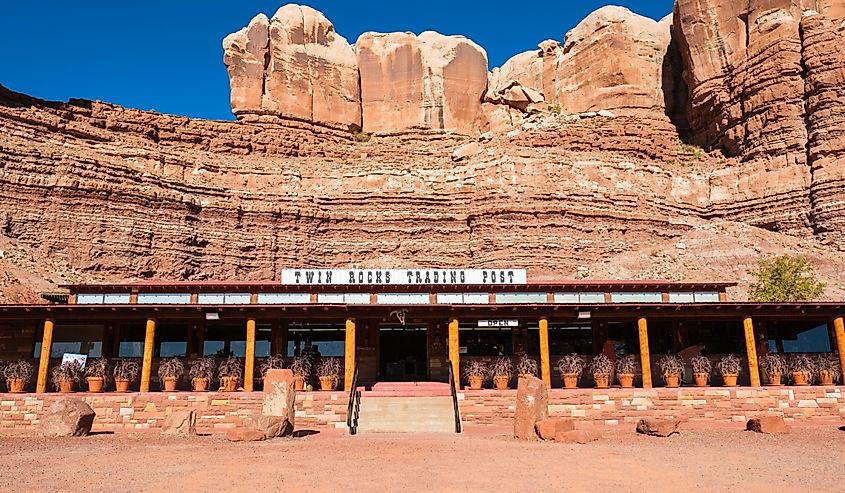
[250,415,290,440]
[161,410,197,437]
[451,142,481,162]
[513,375,549,440]
[746,416,791,434]
[555,430,601,444]
[636,418,681,437]
[535,418,575,441]
[39,399,96,437]
[262,368,295,436]
[225,429,266,442]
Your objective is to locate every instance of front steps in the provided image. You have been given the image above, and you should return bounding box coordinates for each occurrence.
[353,383,459,433]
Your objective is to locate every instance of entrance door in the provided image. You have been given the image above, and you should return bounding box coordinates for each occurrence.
[379,325,427,381]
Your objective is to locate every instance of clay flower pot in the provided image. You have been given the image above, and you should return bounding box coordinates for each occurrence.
[721,373,738,387]
[319,376,336,391]
[493,375,510,390]
[59,379,74,393]
[618,374,634,388]
[220,376,239,392]
[163,377,179,392]
[87,377,104,393]
[562,374,579,389]
[8,378,26,393]
[594,374,610,389]
[791,372,809,386]
[766,373,783,386]
[192,378,209,392]
[468,376,484,390]
[115,378,131,392]
[294,376,305,391]
[664,374,681,388]
[818,371,835,386]
[693,373,709,387]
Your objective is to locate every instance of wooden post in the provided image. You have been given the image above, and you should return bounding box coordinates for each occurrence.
[539,317,551,387]
[743,317,761,387]
[638,318,652,389]
[834,317,845,380]
[448,318,459,384]
[140,319,156,392]
[35,319,55,393]
[244,318,256,392]
[344,318,356,391]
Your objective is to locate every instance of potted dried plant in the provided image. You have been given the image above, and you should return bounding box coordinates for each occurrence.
[289,356,311,391]
[158,358,184,392]
[260,354,286,378]
[788,354,814,386]
[113,359,140,392]
[589,354,613,389]
[84,357,109,393]
[558,354,585,389]
[615,355,637,388]
[658,355,685,388]
[690,355,712,387]
[717,354,741,387]
[218,357,242,392]
[759,353,787,386]
[491,357,514,390]
[3,360,34,393]
[516,355,538,378]
[316,358,341,391]
[51,360,82,393]
[813,354,840,385]
[463,360,489,390]
[189,357,215,391]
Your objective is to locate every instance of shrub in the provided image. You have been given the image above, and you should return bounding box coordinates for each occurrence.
[788,354,815,381]
[717,354,742,375]
[84,358,110,379]
[588,354,613,377]
[157,358,185,383]
[658,355,685,378]
[218,357,243,379]
[615,355,637,375]
[759,353,787,375]
[353,131,371,143]
[813,354,841,382]
[3,360,34,385]
[316,358,341,385]
[259,354,286,377]
[51,360,82,390]
[463,360,489,380]
[289,356,312,379]
[113,359,140,381]
[516,355,539,377]
[749,255,825,302]
[557,354,586,376]
[549,103,562,114]
[189,357,215,380]
[490,357,513,378]
[690,355,712,375]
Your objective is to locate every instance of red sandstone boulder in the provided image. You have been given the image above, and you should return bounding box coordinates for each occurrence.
[746,416,791,434]
[226,429,266,442]
[514,376,549,440]
[251,415,290,440]
[262,369,295,436]
[39,399,96,437]
[161,410,197,437]
[555,429,601,444]
[636,418,680,437]
[535,418,575,441]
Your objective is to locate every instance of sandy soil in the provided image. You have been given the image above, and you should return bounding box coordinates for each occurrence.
[0,425,843,493]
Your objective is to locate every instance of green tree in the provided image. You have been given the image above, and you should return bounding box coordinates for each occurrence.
[749,255,825,302]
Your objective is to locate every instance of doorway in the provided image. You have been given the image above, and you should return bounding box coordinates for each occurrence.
[379,325,427,381]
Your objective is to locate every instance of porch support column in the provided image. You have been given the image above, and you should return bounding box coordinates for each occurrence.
[637,318,652,389]
[244,318,256,392]
[344,318,356,391]
[448,318,459,384]
[539,317,551,387]
[35,319,55,393]
[140,319,156,392]
[743,317,761,387]
[834,317,845,379]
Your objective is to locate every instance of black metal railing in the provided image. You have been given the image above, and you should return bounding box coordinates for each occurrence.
[346,363,360,435]
[448,360,462,433]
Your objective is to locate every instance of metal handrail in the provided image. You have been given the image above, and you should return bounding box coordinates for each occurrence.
[346,363,360,435]
[448,360,462,433]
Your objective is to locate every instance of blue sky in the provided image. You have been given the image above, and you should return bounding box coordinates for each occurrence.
[1,1,674,120]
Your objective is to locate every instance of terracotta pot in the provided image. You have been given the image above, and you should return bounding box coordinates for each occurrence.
[294,376,305,391]
[192,378,209,392]
[468,376,484,390]
[618,374,634,388]
[493,375,510,390]
[693,373,709,387]
[8,378,26,393]
[766,373,783,386]
[722,373,738,387]
[594,374,610,389]
[792,372,809,386]
[319,376,336,391]
[818,371,835,386]
[220,376,239,392]
[87,377,104,393]
[664,374,681,388]
[115,379,131,392]
[59,379,74,393]
[562,374,579,389]
[163,377,179,392]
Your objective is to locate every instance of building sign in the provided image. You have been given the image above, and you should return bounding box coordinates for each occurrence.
[282,269,528,286]
[478,320,519,328]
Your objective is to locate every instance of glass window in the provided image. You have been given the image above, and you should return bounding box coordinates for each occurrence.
[136,293,191,304]
[118,325,146,357]
[436,293,489,304]
[76,294,104,304]
[344,293,371,304]
[611,292,663,303]
[766,320,831,353]
[257,293,311,304]
[463,293,489,304]
[553,293,579,303]
[103,294,131,304]
[436,293,463,304]
[156,325,189,357]
[197,293,251,304]
[669,292,695,303]
[553,292,605,303]
[376,293,429,305]
[33,324,103,358]
[694,292,721,303]
[459,326,513,356]
[287,324,345,357]
[316,293,372,304]
[530,323,593,356]
[317,293,345,304]
[495,293,547,304]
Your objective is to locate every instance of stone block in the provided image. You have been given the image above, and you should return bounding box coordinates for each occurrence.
[251,415,293,439]
[161,410,197,436]
[225,429,266,442]
[39,399,96,437]
[555,430,601,444]
[513,376,549,440]
[635,418,680,437]
[746,416,790,434]
[535,418,575,441]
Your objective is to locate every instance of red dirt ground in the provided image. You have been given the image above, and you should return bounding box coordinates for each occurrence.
[1,424,843,492]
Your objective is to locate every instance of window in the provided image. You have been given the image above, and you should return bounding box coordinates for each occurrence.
[118,325,146,357]
[287,324,345,357]
[376,293,429,305]
[694,292,720,302]
[136,293,191,304]
[669,292,722,303]
[436,293,489,304]
[197,293,251,305]
[316,293,371,304]
[668,292,695,303]
[156,325,189,357]
[495,293,548,304]
[76,293,131,304]
[766,320,831,353]
[33,324,103,358]
[529,323,593,356]
[459,324,513,356]
[553,292,605,303]
[610,292,663,303]
[257,293,311,304]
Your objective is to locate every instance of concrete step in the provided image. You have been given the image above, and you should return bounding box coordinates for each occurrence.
[355,396,457,434]
[367,381,452,397]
